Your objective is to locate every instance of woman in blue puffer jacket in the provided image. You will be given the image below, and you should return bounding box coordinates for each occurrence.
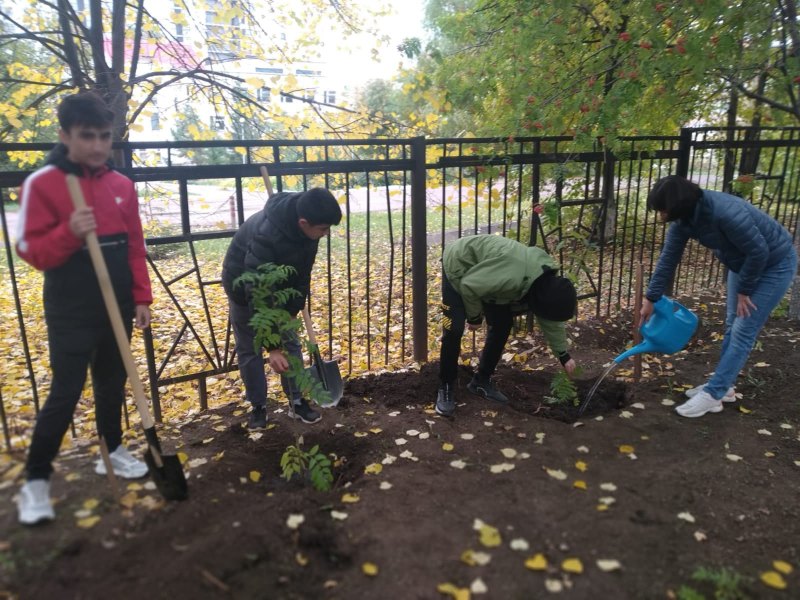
[640,175,797,418]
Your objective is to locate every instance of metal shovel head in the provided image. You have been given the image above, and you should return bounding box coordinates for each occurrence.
[306,355,344,407]
[143,427,189,501]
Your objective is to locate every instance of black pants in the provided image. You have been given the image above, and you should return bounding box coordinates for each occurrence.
[438,273,513,384]
[25,316,132,480]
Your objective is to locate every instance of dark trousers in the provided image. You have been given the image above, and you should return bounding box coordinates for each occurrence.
[438,273,514,384]
[26,317,132,480]
[228,299,303,407]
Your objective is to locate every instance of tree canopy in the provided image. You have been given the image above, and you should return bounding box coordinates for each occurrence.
[402,0,800,139]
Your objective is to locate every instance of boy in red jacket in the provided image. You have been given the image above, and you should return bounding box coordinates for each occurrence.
[14,92,153,525]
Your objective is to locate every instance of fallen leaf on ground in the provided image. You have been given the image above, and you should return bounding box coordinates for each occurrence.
[394,438,408,446]
[544,579,563,592]
[677,512,696,523]
[362,562,379,576]
[524,553,548,571]
[573,480,587,490]
[575,461,587,472]
[249,471,261,483]
[738,406,752,414]
[760,571,787,590]
[596,559,622,572]
[436,582,470,600]
[618,445,635,454]
[461,549,491,566]
[500,448,517,459]
[562,558,583,574]
[726,454,743,462]
[450,460,467,469]
[76,516,101,529]
[442,443,454,452]
[379,481,393,490]
[757,429,772,436]
[773,560,793,575]
[364,463,383,475]
[489,463,515,474]
[694,531,707,542]
[461,433,475,440]
[341,493,360,503]
[510,538,529,551]
[83,498,99,511]
[330,510,348,520]
[470,577,488,594]
[286,514,305,529]
[545,468,567,481]
[354,432,368,438]
[369,427,383,434]
[576,445,589,453]
[599,482,617,491]
[478,523,501,548]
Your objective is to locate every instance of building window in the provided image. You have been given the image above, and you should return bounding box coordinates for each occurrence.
[256,67,283,75]
[175,23,183,42]
[323,90,336,104]
[280,94,293,103]
[296,69,321,76]
[211,116,225,130]
[257,87,270,101]
[151,113,161,131]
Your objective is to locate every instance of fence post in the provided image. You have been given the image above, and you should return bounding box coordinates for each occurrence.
[676,128,693,178]
[411,136,428,362]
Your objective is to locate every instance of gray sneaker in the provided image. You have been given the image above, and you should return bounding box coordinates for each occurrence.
[467,376,509,403]
[435,384,456,417]
[247,405,268,430]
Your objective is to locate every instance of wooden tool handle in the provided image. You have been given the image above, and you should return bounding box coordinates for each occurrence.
[65,174,155,430]
[301,306,319,347]
[259,165,275,196]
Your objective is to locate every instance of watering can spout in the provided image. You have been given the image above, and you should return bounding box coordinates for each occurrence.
[612,296,699,363]
[613,340,657,363]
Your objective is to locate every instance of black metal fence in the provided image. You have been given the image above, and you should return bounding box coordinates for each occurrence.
[1,128,798,449]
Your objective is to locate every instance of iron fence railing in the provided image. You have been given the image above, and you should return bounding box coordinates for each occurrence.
[1,129,799,449]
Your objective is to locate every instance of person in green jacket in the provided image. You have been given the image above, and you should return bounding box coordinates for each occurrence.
[436,234,578,417]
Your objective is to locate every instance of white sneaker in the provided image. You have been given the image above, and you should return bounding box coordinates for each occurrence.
[675,390,724,418]
[17,479,55,525]
[686,384,736,403]
[95,445,148,479]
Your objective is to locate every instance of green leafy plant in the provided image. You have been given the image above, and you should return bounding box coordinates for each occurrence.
[544,369,581,406]
[280,437,334,492]
[676,566,752,600]
[235,263,332,405]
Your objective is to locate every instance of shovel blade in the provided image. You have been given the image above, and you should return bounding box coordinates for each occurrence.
[143,427,189,501]
[305,359,344,407]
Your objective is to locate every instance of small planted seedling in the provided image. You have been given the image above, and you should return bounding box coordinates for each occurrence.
[545,368,582,407]
[281,437,334,492]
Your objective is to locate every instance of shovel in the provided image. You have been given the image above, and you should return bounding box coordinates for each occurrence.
[66,174,188,501]
[301,307,344,407]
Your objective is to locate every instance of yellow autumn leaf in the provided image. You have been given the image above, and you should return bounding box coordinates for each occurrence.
[575,460,588,472]
[119,492,138,509]
[478,523,501,548]
[364,463,383,475]
[442,443,454,452]
[773,560,793,575]
[436,582,471,600]
[573,480,587,490]
[82,498,99,511]
[362,562,379,576]
[525,553,548,571]
[249,471,261,483]
[760,571,787,590]
[738,406,752,414]
[619,445,635,454]
[341,493,360,503]
[562,558,584,574]
[177,452,189,465]
[354,431,368,438]
[76,516,101,529]
[369,428,383,434]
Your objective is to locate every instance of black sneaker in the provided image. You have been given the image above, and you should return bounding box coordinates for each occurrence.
[435,384,456,417]
[290,399,322,424]
[467,376,509,403]
[247,405,268,430]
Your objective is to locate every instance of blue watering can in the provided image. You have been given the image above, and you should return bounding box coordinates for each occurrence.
[614,296,699,363]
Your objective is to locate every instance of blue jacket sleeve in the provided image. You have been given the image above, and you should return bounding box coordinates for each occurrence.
[645,223,690,301]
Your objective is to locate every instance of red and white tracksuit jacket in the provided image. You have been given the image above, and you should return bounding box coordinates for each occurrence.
[16,149,152,322]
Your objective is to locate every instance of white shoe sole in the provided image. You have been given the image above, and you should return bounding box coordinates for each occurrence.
[686,387,736,403]
[675,403,724,418]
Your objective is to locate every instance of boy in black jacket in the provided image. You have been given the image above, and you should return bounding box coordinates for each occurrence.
[222,187,341,428]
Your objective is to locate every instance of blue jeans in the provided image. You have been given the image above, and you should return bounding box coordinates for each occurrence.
[228,300,303,407]
[705,248,798,399]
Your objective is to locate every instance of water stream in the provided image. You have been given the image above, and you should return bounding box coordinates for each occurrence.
[576,362,620,417]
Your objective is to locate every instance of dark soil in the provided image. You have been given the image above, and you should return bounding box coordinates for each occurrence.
[2,296,800,599]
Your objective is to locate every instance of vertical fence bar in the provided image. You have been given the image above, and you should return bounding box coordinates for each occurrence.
[411,136,428,362]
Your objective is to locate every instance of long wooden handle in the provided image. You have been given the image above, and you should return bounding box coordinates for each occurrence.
[65,175,155,430]
[259,165,274,196]
[301,307,319,347]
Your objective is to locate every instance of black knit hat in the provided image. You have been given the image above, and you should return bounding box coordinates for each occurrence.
[528,271,577,321]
